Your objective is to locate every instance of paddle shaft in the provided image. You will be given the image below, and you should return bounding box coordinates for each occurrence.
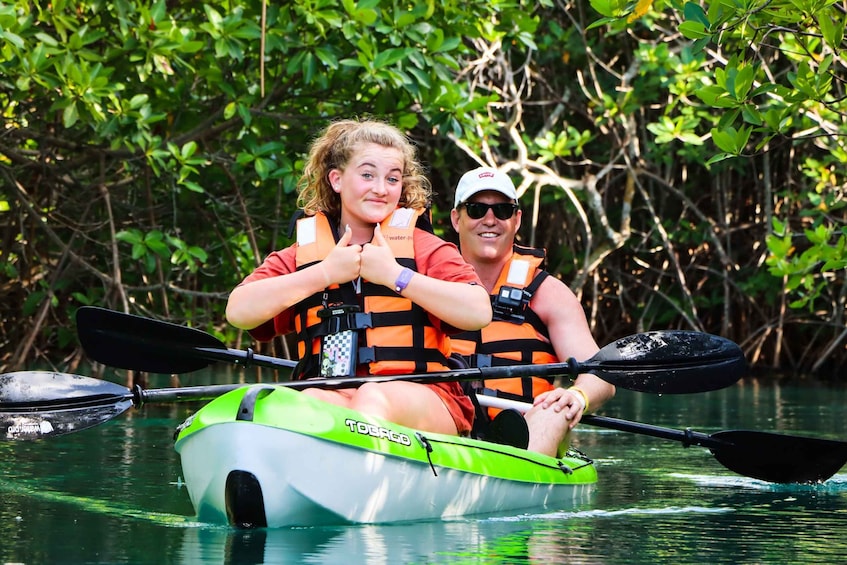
[475,394,847,483]
[476,395,727,449]
[4,372,724,447]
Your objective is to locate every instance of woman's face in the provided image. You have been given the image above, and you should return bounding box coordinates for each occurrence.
[329,142,404,228]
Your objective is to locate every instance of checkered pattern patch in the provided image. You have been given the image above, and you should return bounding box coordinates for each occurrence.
[320,330,356,377]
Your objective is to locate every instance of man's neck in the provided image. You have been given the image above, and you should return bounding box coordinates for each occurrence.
[470,257,509,293]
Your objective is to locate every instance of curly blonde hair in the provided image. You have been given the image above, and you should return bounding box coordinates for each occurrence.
[297,119,431,219]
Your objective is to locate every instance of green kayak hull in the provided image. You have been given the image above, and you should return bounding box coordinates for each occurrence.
[174,385,597,527]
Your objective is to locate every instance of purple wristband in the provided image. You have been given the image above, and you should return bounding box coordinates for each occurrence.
[394,267,414,294]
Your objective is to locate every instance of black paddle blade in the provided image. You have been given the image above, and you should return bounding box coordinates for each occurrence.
[77,306,223,374]
[710,430,847,483]
[585,331,746,393]
[0,371,133,440]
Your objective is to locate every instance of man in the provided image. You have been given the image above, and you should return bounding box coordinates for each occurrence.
[450,167,615,456]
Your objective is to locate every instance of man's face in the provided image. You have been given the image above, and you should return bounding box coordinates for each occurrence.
[451,190,522,265]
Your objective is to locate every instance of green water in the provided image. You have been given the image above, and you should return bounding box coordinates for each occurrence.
[2,375,846,564]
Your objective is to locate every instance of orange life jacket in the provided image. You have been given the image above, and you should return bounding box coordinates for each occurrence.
[452,245,558,403]
[292,209,452,378]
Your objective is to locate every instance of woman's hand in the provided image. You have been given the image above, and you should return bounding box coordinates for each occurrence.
[360,223,401,288]
[320,225,363,285]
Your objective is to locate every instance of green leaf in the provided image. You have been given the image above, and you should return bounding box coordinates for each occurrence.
[711,128,737,154]
[679,21,709,40]
[22,291,45,317]
[62,102,79,128]
[254,157,273,179]
[695,85,736,108]
[314,46,339,69]
[683,1,710,26]
[373,48,410,69]
[131,243,145,260]
[71,292,94,306]
[1,30,25,49]
[181,141,198,160]
[589,0,625,18]
[144,253,157,273]
[182,181,205,193]
[818,12,844,48]
[353,7,378,25]
[116,229,143,245]
[35,32,59,47]
[189,246,208,262]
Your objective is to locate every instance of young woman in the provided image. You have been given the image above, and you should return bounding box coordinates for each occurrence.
[226,119,491,436]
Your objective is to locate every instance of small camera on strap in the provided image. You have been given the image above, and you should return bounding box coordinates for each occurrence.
[492,285,529,322]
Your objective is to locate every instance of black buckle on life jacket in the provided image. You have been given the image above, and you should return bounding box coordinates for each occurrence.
[317,305,367,334]
[492,285,530,322]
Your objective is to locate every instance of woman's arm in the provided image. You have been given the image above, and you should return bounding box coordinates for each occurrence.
[394,270,491,331]
[225,262,328,330]
[227,227,364,330]
[359,225,492,331]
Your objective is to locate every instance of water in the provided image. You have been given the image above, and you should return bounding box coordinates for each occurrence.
[2,374,847,564]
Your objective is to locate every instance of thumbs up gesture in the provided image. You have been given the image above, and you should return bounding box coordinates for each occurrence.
[319,225,362,285]
[360,223,399,287]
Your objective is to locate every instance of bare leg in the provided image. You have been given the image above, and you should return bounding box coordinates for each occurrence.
[525,404,571,457]
[348,382,458,435]
[301,387,356,406]
[301,382,457,434]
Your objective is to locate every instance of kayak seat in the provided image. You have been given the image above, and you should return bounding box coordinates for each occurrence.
[487,408,530,449]
[463,380,530,449]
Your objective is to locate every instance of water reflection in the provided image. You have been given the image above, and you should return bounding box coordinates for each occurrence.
[177,518,562,565]
[3,377,847,564]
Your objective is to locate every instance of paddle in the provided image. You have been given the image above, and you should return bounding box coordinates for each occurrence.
[76,306,297,374]
[0,363,724,442]
[475,394,847,484]
[3,371,843,484]
[0,371,231,440]
[75,306,745,394]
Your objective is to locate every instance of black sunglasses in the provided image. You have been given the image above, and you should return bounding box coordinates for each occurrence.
[460,202,519,220]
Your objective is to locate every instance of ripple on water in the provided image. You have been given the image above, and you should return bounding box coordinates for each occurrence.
[486,504,734,523]
[671,471,847,493]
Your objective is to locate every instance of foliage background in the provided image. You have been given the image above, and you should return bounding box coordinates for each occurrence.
[2,0,846,377]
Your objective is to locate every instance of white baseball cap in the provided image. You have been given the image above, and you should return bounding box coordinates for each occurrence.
[453,167,518,208]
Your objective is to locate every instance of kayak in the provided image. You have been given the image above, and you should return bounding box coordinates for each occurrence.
[174,385,597,528]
